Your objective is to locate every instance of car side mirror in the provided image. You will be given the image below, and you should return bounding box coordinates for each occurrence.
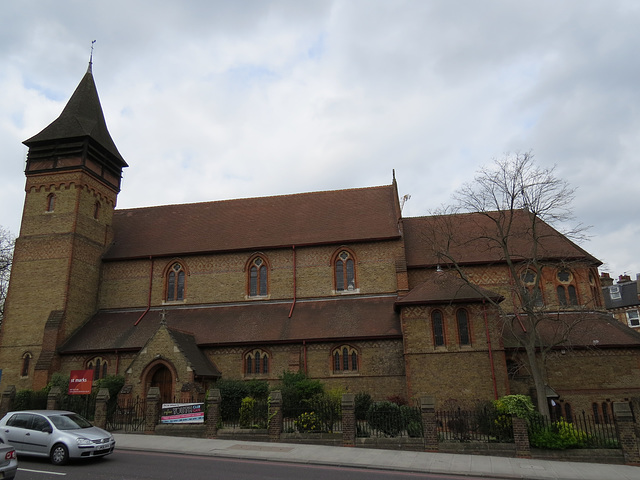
[42,426,53,434]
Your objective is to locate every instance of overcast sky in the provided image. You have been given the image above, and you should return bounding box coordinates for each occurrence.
[1,1,638,277]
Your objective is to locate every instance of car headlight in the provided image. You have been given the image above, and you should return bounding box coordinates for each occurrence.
[76,437,93,446]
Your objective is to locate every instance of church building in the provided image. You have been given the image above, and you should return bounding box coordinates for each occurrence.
[2,65,639,416]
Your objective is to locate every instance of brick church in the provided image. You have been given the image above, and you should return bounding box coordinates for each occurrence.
[2,65,639,417]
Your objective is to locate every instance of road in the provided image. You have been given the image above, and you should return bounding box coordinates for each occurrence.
[15,450,503,480]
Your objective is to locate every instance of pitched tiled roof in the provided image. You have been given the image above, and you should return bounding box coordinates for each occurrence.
[403,210,599,268]
[59,296,401,353]
[395,271,503,308]
[104,185,401,259]
[23,67,126,167]
[501,311,640,349]
[167,328,221,378]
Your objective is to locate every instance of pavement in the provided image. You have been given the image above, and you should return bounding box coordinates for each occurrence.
[112,433,640,479]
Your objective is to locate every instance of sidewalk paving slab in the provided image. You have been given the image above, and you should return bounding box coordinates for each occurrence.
[112,433,640,480]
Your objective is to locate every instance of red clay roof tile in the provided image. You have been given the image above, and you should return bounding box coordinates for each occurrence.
[403,210,599,268]
[105,185,400,259]
[60,296,401,353]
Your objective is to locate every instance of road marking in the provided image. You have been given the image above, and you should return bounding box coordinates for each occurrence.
[18,467,66,475]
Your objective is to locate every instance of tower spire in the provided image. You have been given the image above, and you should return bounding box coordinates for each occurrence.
[88,40,96,73]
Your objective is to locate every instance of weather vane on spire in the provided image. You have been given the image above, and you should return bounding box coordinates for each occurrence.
[88,40,96,72]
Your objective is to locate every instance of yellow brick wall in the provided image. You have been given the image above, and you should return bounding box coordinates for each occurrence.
[0,170,118,388]
[400,303,509,407]
[97,240,404,309]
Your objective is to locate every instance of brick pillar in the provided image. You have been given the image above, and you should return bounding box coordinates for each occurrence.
[512,416,531,458]
[145,387,161,434]
[342,393,356,447]
[47,386,61,410]
[268,391,283,442]
[420,396,438,451]
[205,389,221,438]
[93,388,110,430]
[0,386,16,418]
[613,402,640,465]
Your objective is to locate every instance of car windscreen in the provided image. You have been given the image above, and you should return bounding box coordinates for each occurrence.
[49,414,93,430]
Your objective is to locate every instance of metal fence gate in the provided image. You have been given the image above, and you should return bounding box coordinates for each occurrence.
[106,396,147,433]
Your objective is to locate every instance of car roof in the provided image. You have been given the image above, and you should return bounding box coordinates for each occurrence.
[5,410,76,416]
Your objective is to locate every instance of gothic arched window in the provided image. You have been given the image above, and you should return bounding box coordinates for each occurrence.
[46,193,56,212]
[332,345,359,372]
[248,256,268,297]
[87,357,108,380]
[456,308,471,345]
[166,262,186,301]
[334,250,356,292]
[431,310,445,347]
[245,349,270,375]
[556,269,578,306]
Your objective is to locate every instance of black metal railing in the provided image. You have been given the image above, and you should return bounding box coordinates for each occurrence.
[528,411,619,449]
[435,407,514,443]
[106,396,147,432]
[356,403,422,439]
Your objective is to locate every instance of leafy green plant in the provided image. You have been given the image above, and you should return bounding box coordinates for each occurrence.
[295,411,322,432]
[367,401,404,437]
[214,378,267,422]
[354,392,372,420]
[400,405,422,437]
[529,418,591,450]
[239,397,267,428]
[277,371,324,417]
[493,395,537,421]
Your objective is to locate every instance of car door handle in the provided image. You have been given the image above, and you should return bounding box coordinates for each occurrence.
[25,432,30,436]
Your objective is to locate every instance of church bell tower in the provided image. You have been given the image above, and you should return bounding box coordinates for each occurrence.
[0,62,127,389]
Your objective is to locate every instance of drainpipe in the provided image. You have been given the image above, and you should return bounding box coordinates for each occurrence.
[135,256,154,326]
[303,340,308,374]
[483,299,499,399]
[288,245,297,318]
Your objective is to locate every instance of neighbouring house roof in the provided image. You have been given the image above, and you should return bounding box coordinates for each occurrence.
[104,185,401,260]
[403,210,600,268]
[395,271,503,308]
[23,65,126,167]
[59,295,401,354]
[602,280,640,309]
[501,311,640,349]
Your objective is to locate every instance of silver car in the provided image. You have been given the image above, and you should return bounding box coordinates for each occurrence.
[0,439,18,479]
[0,410,115,465]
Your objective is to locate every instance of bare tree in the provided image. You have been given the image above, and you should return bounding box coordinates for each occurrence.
[0,226,15,325]
[428,152,591,417]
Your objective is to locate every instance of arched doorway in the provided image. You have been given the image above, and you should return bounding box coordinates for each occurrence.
[150,364,174,404]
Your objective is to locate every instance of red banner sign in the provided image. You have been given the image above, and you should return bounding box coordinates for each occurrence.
[68,369,94,395]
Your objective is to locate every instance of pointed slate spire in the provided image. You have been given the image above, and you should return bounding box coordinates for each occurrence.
[23,62,127,190]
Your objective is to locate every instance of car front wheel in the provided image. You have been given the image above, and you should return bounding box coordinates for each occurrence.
[50,443,69,465]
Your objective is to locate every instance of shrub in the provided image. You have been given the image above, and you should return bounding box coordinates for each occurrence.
[277,371,324,417]
[295,411,322,432]
[305,392,341,432]
[13,389,47,410]
[529,418,590,450]
[400,405,422,437]
[245,379,269,400]
[354,392,372,420]
[467,402,513,442]
[367,401,404,437]
[239,397,263,428]
[493,395,537,422]
[216,379,249,421]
